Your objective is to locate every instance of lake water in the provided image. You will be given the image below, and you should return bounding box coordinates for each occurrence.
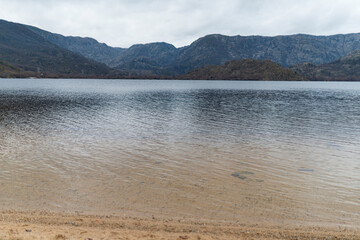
[0,79,359,227]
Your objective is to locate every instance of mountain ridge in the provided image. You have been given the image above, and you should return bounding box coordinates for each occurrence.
[3,19,360,80]
[27,24,360,75]
[0,19,118,77]
[27,25,126,66]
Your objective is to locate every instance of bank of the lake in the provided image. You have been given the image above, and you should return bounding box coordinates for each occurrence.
[0,211,359,240]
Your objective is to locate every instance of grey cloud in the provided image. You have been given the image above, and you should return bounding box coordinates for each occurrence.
[1,0,360,48]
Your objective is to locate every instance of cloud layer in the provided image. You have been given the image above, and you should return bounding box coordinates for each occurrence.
[1,0,360,48]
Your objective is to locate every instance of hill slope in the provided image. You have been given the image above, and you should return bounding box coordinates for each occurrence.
[107,42,179,75]
[0,19,113,77]
[292,50,360,81]
[27,26,125,66]
[181,59,304,80]
[0,61,29,78]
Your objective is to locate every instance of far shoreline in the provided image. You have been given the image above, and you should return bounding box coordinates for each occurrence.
[3,77,360,82]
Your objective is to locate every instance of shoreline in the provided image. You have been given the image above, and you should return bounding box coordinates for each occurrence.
[0,210,359,240]
[3,76,360,82]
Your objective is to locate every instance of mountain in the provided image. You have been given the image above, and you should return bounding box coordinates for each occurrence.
[188,51,360,82]
[292,50,360,81]
[28,28,180,75]
[4,19,360,79]
[107,42,179,75]
[181,59,304,81]
[30,27,360,76]
[0,19,115,77]
[27,26,125,66]
[172,34,360,74]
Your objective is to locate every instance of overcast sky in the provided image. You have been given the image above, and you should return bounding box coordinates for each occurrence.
[1,0,360,48]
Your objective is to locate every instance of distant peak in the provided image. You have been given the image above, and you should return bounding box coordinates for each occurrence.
[129,42,176,50]
[203,34,228,38]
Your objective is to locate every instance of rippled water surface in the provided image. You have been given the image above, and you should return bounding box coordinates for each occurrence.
[0,79,360,226]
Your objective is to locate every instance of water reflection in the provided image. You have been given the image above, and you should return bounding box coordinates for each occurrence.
[0,79,359,226]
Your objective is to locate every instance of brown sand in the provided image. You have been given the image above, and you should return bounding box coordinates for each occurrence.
[0,211,359,240]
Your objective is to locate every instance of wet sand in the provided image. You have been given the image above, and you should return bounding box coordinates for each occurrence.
[0,211,359,240]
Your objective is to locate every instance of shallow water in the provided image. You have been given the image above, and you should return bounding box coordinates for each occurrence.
[0,79,359,226]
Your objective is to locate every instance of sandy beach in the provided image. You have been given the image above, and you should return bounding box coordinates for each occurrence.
[0,211,358,240]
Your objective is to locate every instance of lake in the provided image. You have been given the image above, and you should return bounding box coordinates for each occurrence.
[0,79,359,227]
